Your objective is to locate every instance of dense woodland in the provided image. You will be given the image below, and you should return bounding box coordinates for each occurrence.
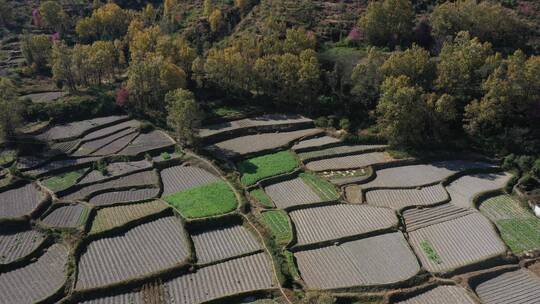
[0,0,539,171]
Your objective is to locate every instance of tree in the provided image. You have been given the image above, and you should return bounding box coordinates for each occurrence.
[0,0,12,26]
[166,89,203,147]
[283,28,317,55]
[358,0,415,47]
[209,9,223,32]
[0,78,22,141]
[40,1,68,32]
[191,56,206,88]
[380,44,434,88]
[298,49,321,110]
[20,34,52,72]
[76,3,131,42]
[51,42,76,91]
[234,0,250,14]
[376,75,428,147]
[351,47,386,110]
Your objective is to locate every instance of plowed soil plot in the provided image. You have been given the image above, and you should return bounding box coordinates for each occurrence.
[305,152,392,172]
[0,244,68,304]
[404,205,506,273]
[90,131,139,156]
[78,160,152,184]
[61,170,158,201]
[41,204,89,228]
[297,144,387,161]
[26,156,102,177]
[78,291,141,304]
[360,160,496,189]
[447,172,513,209]
[165,253,276,304]
[295,232,420,289]
[264,178,323,209]
[71,128,137,157]
[35,115,128,142]
[395,285,476,304]
[0,183,45,218]
[289,204,397,246]
[90,201,169,234]
[192,224,263,264]
[76,217,190,290]
[118,131,175,156]
[198,114,312,139]
[0,228,45,264]
[208,128,322,158]
[365,184,449,210]
[160,165,220,196]
[479,195,540,253]
[291,136,341,151]
[88,187,160,206]
[78,120,140,143]
[48,139,80,155]
[475,269,540,304]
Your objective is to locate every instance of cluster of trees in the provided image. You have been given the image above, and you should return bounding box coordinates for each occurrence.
[0,78,23,141]
[76,3,133,42]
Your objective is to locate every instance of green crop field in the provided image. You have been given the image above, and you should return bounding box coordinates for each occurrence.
[238,151,298,186]
[42,169,86,192]
[163,181,238,218]
[249,188,274,208]
[260,210,292,245]
[480,195,540,253]
[300,172,339,201]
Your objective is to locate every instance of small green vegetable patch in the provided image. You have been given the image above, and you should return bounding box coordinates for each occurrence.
[42,169,87,192]
[163,180,237,218]
[238,151,298,186]
[300,172,339,201]
[284,250,301,280]
[250,188,274,208]
[420,240,442,264]
[480,194,540,253]
[260,210,292,245]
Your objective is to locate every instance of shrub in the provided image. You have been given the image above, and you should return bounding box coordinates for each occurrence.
[516,155,534,173]
[532,159,540,179]
[502,154,516,171]
[93,159,108,175]
[138,121,154,133]
[314,116,328,128]
[339,117,350,131]
[161,152,171,160]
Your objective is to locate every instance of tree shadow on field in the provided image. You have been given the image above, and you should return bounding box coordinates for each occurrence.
[238,160,258,174]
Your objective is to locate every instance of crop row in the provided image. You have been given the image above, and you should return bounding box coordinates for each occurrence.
[41,204,88,228]
[474,269,540,304]
[0,183,45,219]
[297,144,387,161]
[365,184,449,210]
[305,151,392,172]
[446,172,513,209]
[90,200,169,234]
[35,115,128,142]
[0,228,46,264]
[291,136,341,152]
[160,165,220,196]
[88,187,160,206]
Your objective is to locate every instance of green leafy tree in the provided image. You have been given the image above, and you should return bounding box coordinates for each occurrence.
[20,34,52,72]
[283,28,317,55]
[51,42,76,91]
[0,0,13,26]
[358,0,415,47]
[350,47,387,110]
[40,1,68,32]
[76,3,131,42]
[166,89,203,147]
[0,78,22,141]
[380,44,434,87]
[209,9,223,32]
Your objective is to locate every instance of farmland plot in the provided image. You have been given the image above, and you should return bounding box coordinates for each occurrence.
[78,291,142,304]
[475,269,540,304]
[291,136,341,151]
[0,244,68,303]
[90,131,140,156]
[446,172,513,209]
[264,178,323,209]
[305,152,392,172]
[208,128,322,159]
[0,228,46,264]
[289,204,397,246]
[76,217,190,290]
[35,115,128,142]
[403,204,476,231]
[406,210,506,273]
[48,139,80,156]
[71,128,137,157]
[360,160,496,189]
[25,156,102,177]
[260,210,293,245]
[78,119,140,143]
[295,232,420,289]
[60,170,159,201]
[192,224,263,264]
[365,184,449,210]
[479,195,540,253]
[88,187,160,206]
[198,114,312,140]
[160,165,220,196]
[90,200,169,234]
[238,151,298,186]
[78,160,152,184]
[41,204,89,228]
[297,144,387,162]
[165,253,276,304]
[118,131,175,156]
[395,285,476,304]
[42,168,88,192]
[0,183,45,218]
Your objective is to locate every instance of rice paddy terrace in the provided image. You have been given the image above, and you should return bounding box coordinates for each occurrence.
[0,113,539,304]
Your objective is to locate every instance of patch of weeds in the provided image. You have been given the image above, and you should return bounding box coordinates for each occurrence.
[420,240,442,264]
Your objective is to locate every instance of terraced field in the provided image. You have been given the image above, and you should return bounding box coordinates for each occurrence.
[365,184,449,210]
[479,195,540,253]
[90,201,169,234]
[297,144,387,161]
[474,269,540,304]
[72,128,138,157]
[165,253,276,304]
[160,165,220,196]
[239,151,298,186]
[88,187,160,206]
[264,177,323,209]
[118,131,175,156]
[35,115,128,142]
[260,210,293,245]
[395,285,476,304]
[405,206,506,273]
[446,172,513,209]
[291,136,341,151]
[0,244,68,303]
[359,160,495,189]
[289,204,397,246]
[41,204,89,228]
[76,217,190,290]
[0,183,45,218]
[295,232,420,289]
[192,224,262,264]
[305,151,392,171]
[0,228,46,264]
[78,160,152,184]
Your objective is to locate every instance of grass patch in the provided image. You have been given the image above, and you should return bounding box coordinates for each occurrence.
[163,181,237,218]
[42,169,86,192]
[77,207,91,226]
[249,188,274,208]
[284,250,301,280]
[0,150,16,167]
[238,151,298,186]
[420,240,442,264]
[260,210,292,245]
[300,172,339,201]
